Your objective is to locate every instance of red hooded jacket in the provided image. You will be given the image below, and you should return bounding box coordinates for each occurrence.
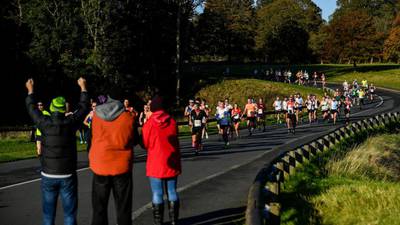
[142,110,181,178]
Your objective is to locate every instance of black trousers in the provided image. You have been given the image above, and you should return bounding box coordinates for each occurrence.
[91,172,132,225]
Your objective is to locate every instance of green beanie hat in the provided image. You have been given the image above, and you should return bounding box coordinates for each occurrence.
[50,96,66,113]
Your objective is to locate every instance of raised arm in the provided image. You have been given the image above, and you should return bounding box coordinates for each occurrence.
[25,79,47,128]
[69,77,90,123]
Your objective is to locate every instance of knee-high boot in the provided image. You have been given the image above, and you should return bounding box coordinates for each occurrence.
[152,203,164,225]
[168,201,179,225]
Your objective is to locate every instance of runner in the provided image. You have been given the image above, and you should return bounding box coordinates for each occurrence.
[305,95,315,124]
[215,100,224,136]
[313,72,318,86]
[216,101,232,148]
[361,79,368,90]
[124,98,136,114]
[344,96,352,125]
[139,104,151,126]
[224,98,234,139]
[320,96,330,122]
[358,88,366,109]
[369,83,376,101]
[257,98,266,132]
[243,98,257,136]
[282,97,288,122]
[231,103,242,138]
[295,94,304,124]
[273,96,282,124]
[304,70,309,84]
[184,99,194,125]
[343,80,349,92]
[286,96,296,134]
[321,73,326,88]
[330,97,339,125]
[200,99,210,139]
[189,103,207,155]
[312,95,319,123]
[287,70,292,83]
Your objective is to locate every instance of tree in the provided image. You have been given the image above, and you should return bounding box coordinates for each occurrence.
[324,10,376,66]
[384,15,400,62]
[195,0,256,62]
[255,0,322,63]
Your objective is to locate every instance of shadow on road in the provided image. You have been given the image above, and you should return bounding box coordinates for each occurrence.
[178,206,246,225]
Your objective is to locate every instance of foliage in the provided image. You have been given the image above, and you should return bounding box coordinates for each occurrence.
[255,0,322,64]
[324,10,377,66]
[384,16,400,62]
[195,0,256,62]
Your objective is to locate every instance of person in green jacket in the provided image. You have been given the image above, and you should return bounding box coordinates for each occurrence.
[35,102,51,156]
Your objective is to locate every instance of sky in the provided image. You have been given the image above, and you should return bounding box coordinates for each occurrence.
[312,0,338,21]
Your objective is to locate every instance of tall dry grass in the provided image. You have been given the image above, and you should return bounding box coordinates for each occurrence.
[327,134,400,182]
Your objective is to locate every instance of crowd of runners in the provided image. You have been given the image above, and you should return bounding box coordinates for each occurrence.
[180,76,377,154]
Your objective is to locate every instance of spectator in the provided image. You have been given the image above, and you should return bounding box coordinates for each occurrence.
[89,91,138,225]
[142,96,181,225]
[25,77,89,225]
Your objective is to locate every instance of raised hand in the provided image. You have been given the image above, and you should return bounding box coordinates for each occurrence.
[77,77,87,92]
[26,78,34,94]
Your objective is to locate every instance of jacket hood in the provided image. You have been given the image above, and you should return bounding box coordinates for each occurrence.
[149,110,171,128]
[95,97,125,121]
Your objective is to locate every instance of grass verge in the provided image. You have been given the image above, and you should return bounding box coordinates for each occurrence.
[0,137,88,163]
[329,69,400,91]
[196,79,324,112]
[281,132,400,225]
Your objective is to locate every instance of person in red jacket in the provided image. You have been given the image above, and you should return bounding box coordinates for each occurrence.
[142,96,181,225]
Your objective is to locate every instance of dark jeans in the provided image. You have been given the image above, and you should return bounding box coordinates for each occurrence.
[91,172,133,225]
[41,174,78,225]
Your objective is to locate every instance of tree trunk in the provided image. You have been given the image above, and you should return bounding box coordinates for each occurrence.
[353,60,357,67]
[175,3,181,107]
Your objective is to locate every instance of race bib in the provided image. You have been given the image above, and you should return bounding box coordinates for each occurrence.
[234,114,240,119]
[258,109,263,114]
[194,120,202,127]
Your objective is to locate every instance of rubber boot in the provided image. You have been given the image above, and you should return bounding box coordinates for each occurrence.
[152,203,164,225]
[168,201,180,225]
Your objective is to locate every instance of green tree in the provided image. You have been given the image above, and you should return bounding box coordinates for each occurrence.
[25,0,87,79]
[196,0,256,62]
[256,0,322,63]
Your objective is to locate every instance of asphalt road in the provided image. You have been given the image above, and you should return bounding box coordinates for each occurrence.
[0,85,399,225]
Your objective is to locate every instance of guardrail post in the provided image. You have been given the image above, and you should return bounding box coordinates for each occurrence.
[318,138,329,151]
[282,156,291,180]
[334,130,342,142]
[294,148,305,164]
[268,171,281,225]
[276,162,284,184]
[309,142,320,155]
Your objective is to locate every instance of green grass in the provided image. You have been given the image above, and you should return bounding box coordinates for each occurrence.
[0,136,88,163]
[329,69,400,91]
[281,134,400,225]
[196,79,324,113]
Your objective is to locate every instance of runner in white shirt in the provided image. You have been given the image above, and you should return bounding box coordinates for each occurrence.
[273,96,282,124]
[295,94,304,124]
[330,98,339,125]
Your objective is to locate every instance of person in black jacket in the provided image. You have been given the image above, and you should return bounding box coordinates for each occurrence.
[25,77,89,225]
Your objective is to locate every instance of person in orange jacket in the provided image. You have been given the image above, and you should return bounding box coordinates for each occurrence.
[89,93,138,225]
[142,96,181,225]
